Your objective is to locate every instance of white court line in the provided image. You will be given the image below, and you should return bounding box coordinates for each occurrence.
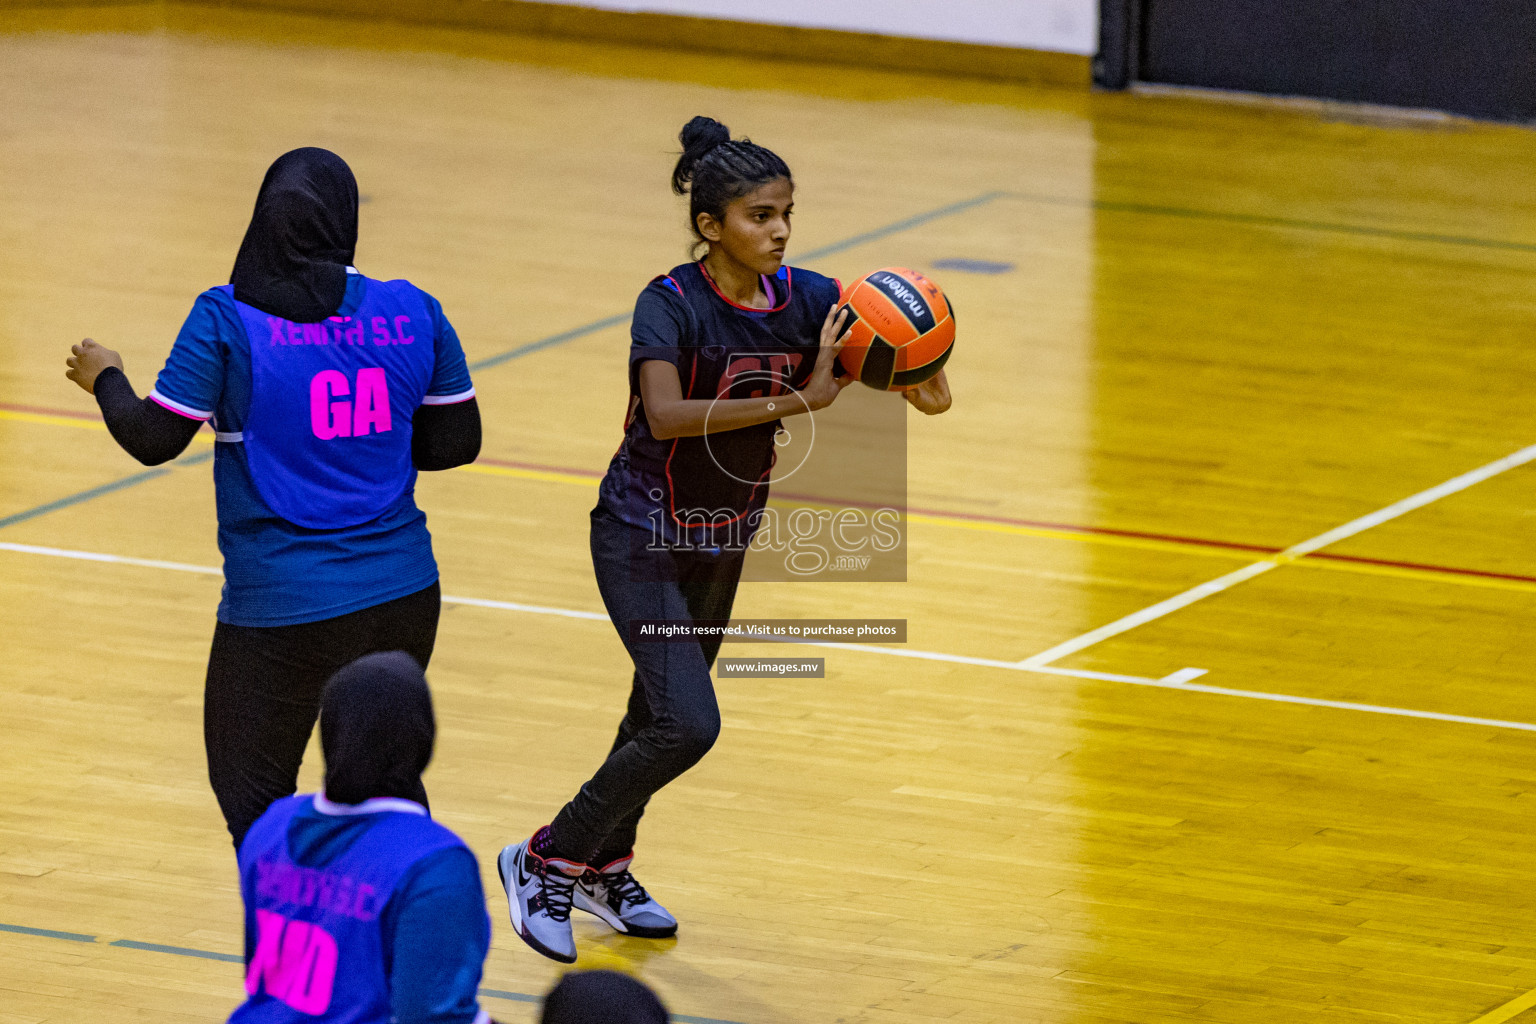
[440,594,609,622]
[0,543,607,619]
[0,541,223,576]
[1018,442,1536,669]
[1019,561,1276,668]
[5,541,1536,733]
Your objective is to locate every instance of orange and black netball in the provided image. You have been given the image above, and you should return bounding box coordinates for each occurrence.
[834,267,955,391]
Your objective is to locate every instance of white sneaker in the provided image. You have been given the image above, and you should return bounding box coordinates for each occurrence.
[497,838,584,963]
[573,854,678,939]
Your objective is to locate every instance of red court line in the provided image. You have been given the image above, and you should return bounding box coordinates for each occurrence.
[13,401,1532,587]
[477,455,1536,585]
[0,401,101,421]
[1306,550,1536,584]
[915,509,1536,585]
[478,455,1536,585]
[905,502,1282,554]
[915,507,1536,585]
[476,457,1282,554]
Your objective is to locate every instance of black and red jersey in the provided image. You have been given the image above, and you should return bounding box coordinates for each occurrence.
[596,260,841,551]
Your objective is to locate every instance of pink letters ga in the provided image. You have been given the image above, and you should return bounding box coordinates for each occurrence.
[310,370,352,440]
[352,368,392,436]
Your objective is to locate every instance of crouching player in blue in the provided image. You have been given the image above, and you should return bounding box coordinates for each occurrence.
[498,116,951,963]
[64,148,480,850]
[230,652,495,1024]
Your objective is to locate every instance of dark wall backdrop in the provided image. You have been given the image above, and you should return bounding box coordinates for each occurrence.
[1098,0,1536,122]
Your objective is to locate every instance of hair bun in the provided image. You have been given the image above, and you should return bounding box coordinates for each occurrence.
[672,116,732,195]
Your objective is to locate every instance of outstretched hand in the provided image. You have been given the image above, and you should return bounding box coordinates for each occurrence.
[65,338,124,395]
[903,369,951,415]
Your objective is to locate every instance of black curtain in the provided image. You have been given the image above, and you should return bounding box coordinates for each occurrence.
[1098,0,1536,122]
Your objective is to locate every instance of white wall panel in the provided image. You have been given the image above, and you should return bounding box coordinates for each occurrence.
[536,0,1098,56]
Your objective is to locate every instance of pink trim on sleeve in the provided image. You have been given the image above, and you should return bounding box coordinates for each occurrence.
[148,389,212,421]
[420,387,476,406]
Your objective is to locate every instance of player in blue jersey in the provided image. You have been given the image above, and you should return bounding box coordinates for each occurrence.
[231,652,494,1024]
[64,148,481,850]
[499,117,951,962]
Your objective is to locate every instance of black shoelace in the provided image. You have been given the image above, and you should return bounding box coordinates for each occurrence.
[531,864,578,922]
[600,868,650,908]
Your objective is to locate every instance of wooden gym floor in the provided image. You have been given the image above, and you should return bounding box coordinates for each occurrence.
[5,6,1536,1023]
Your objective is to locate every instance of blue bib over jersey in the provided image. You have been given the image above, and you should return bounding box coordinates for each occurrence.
[230,796,468,1024]
[221,279,436,529]
[151,273,475,627]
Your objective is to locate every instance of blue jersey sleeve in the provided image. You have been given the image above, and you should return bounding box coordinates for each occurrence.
[421,292,476,405]
[629,280,691,391]
[151,289,238,420]
[383,846,490,1024]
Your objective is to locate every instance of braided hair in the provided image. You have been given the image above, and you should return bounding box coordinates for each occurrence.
[671,116,792,257]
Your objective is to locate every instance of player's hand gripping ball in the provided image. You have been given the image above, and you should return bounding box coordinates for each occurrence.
[834,267,954,391]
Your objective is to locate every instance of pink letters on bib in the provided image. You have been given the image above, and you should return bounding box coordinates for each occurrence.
[246,909,339,1015]
[310,369,392,440]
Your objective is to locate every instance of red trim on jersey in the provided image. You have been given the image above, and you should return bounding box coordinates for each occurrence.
[697,261,793,313]
[662,355,700,527]
[649,273,685,297]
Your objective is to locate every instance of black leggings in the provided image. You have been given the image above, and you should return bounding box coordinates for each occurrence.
[548,506,744,865]
[204,582,440,849]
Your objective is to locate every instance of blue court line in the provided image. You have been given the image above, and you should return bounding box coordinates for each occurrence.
[0,465,170,529]
[110,938,243,962]
[479,987,541,1004]
[0,921,96,942]
[2,919,749,1024]
[468,312,632,371]
[1004,190,1536,253]
[797,190,1008,262]
[465,189,1009,371]
[0,449,212,532]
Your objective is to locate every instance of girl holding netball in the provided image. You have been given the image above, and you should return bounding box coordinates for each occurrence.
[499,116,950,962]
[64,148,481,851]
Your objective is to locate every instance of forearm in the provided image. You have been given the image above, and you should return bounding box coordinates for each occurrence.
[93,367,202,465]
[648,394,802,439]
[413,399,482,470]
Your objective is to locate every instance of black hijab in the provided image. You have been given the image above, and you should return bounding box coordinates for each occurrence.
[231,147,358,323]
[319,651,434,806]
[540,971,669,1024]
